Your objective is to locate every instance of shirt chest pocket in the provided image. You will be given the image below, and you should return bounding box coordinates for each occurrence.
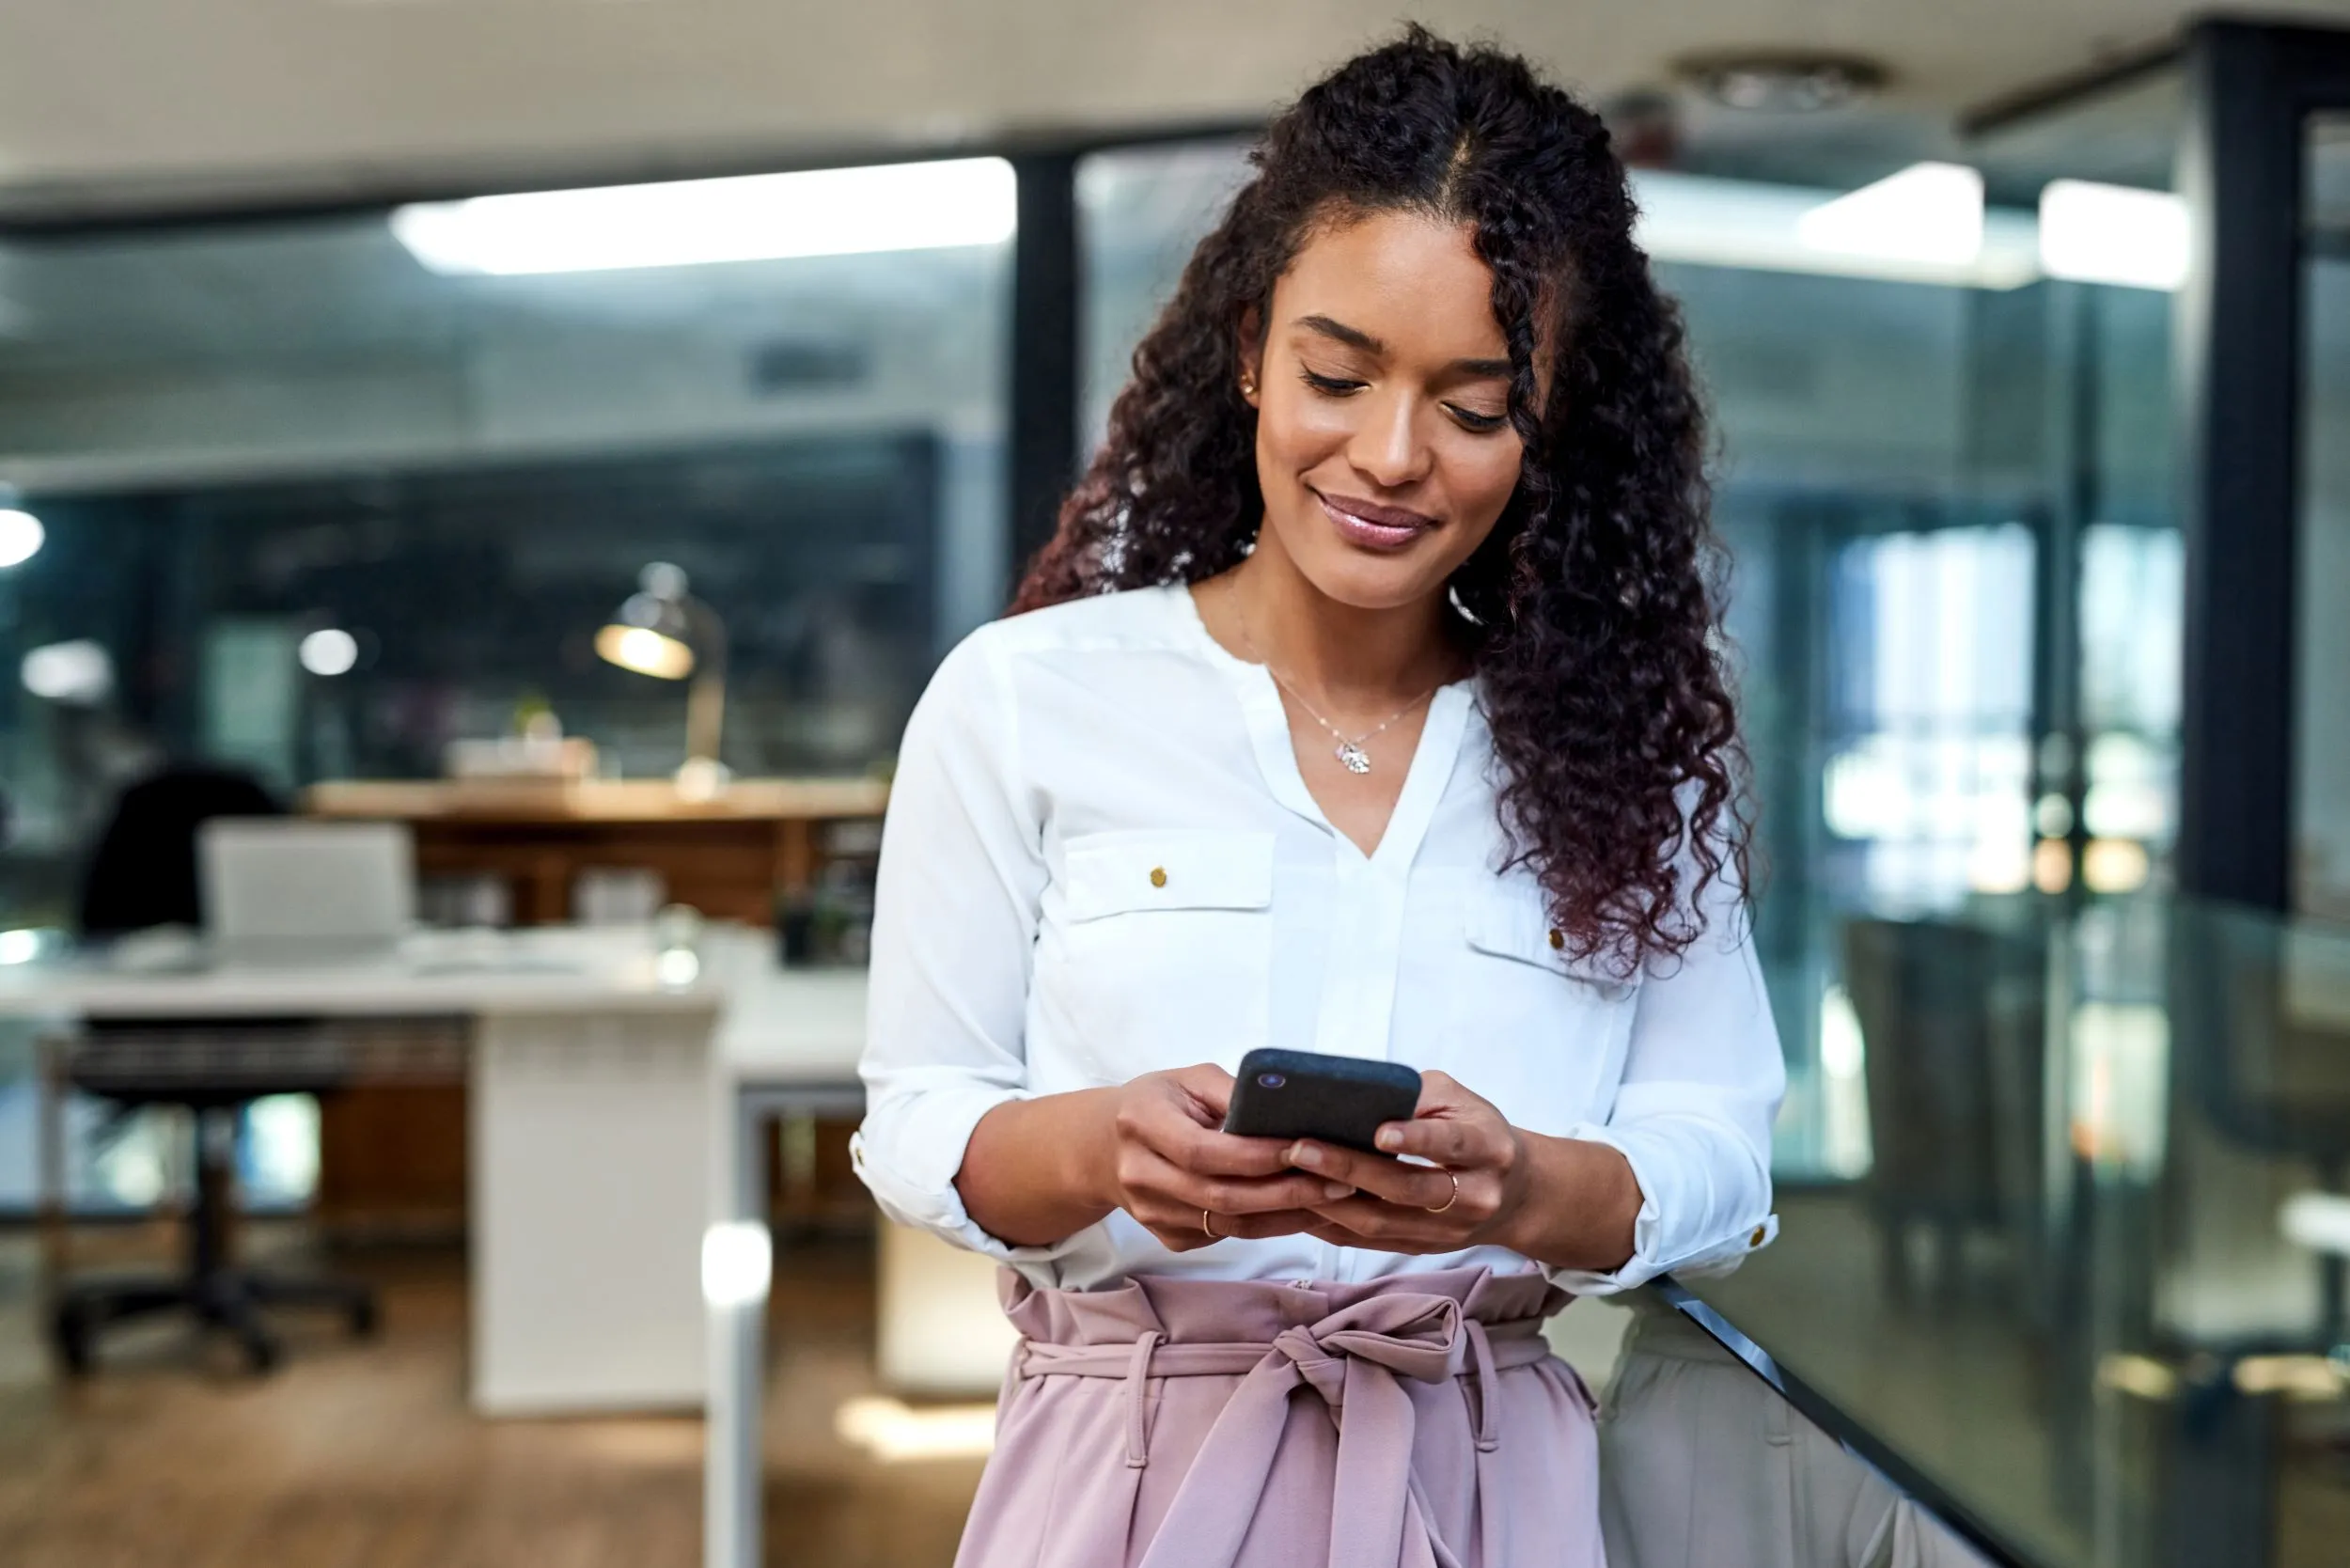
[1450,890,1641,1131]
[1045,830,1275,1085]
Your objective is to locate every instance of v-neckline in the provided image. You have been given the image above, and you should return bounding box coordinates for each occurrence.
[1173,584,1473,868]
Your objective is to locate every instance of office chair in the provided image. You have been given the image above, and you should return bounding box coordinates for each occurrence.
[52,763,378,1375]
[1841,915,2047,1305]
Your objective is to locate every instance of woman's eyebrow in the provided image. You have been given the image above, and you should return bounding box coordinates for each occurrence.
[1292,315,1511,380]
[1294,313,1383,353]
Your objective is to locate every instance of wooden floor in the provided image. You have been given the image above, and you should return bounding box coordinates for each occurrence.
[0,1224,979,1568]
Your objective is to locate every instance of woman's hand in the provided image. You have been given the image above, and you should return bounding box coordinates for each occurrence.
[1283,1070,1541,1256]
[1094,1065,1358,1252]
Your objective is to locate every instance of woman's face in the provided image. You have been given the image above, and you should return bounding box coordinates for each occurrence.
[1242,209,1535,612]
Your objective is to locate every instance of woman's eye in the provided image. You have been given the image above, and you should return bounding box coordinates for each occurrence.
[1448,405,1508,433]
[1300,370,1366,396]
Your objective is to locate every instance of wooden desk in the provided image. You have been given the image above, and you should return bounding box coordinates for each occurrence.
[306,777,890,926]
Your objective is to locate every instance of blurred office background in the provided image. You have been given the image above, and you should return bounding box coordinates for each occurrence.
[0,5,2347,1568]
[0,44,2218,1207]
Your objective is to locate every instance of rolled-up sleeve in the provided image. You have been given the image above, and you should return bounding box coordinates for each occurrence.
[848,629,1073,1264]
[1546,870,1786,1295]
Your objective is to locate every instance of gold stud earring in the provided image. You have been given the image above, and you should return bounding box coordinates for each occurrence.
[1239,374,1257,397]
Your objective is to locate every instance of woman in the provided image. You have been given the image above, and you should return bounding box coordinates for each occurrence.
[854,28,1782,1568]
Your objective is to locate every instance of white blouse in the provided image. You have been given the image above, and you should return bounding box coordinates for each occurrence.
[851,584,1783,1294]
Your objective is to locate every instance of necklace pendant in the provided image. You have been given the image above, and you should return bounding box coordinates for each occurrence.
[1335,741,1372,775]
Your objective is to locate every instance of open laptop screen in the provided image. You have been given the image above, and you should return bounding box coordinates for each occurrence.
[197,820,415,963]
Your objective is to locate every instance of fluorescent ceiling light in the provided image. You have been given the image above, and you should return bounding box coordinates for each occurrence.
[22,639,113,705]
[2039,180,2189,290]
[391,157,1017,276]
[1634,170,2036,290]
[0,508,42,569]
[1798,162,1984,268]
[299,627,359,677]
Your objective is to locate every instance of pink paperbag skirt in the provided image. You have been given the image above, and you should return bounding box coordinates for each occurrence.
[954,1265,1606,1568]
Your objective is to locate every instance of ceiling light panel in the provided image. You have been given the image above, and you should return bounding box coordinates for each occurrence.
[1634,169,2036,290]
[391,158,1016,276]
[2038,180,2189,290]
[1797,162,1985,268]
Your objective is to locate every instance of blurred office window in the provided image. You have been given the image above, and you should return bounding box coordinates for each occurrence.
[2077,521,2182,886]
[0,161,1014,1215]
[0,162,1015,926]
[2300,113,2350,921]
[1073,130,2191,1180]
[1818,522,2038,909]
[1076,140,1253,447]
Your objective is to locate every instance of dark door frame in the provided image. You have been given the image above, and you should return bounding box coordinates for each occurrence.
[2175,19,2350,909]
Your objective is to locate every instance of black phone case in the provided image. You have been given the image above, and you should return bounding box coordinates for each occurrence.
[1221,1048,1422,1153]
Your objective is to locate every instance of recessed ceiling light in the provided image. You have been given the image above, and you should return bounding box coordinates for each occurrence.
[1674,52,1888,114]
[299,627,361,677]
[22,639,113,705]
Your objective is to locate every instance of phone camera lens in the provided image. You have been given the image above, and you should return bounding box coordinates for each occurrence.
[1258,1072,1286,1090]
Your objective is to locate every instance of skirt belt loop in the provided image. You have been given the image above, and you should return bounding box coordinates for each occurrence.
[1123,1330,1164,1468]
[1465,1319,1502,1453]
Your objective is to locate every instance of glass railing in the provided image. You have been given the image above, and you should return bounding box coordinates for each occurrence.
[1674,896,2350,1568]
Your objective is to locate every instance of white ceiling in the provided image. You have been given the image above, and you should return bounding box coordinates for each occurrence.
[4,0,2349,219]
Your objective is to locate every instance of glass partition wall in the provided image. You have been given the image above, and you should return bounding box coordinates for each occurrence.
[0,80,2231,1201]
[2301,113,2350,922]
[1075,87,2192,1181]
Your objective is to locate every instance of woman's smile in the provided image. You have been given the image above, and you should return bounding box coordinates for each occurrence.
[1312,489,1439,553]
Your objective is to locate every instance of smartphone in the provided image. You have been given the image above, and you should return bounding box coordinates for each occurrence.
[1221,1048,1422,1153]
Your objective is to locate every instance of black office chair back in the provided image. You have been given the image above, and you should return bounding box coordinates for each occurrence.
[76,765,283,937]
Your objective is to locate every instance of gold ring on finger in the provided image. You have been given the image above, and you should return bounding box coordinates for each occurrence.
[1201,1208,1219,1239]
[1423,1172,1460,1215]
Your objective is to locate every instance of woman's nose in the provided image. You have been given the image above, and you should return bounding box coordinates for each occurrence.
[1347,389,1433,490]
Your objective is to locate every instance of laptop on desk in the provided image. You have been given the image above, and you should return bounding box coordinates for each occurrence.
[198,819,415,968]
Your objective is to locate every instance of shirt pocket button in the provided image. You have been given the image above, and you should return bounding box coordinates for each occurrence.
[1150,867,1167,888]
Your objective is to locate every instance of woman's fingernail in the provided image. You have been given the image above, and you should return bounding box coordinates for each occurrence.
[1376,1127,1402,1152]
[1290,1143,1321,1168]
[1324,1183,1354,1200]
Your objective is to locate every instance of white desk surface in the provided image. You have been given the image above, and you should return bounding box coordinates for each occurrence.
[0,926,727,1021]
[0,922,870,1083]
[707,942,866,1086]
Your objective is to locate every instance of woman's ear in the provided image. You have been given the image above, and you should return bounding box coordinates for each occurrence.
[1236,307,1265,408]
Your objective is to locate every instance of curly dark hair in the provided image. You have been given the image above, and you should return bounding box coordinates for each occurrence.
[1012,27,1750,975]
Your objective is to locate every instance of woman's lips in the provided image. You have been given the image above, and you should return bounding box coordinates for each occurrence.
[1314,491,1437,553]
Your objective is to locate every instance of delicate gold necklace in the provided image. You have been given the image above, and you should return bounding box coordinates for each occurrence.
[1226,580,1443,776]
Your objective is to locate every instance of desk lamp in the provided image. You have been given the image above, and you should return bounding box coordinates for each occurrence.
[596,562,730,800]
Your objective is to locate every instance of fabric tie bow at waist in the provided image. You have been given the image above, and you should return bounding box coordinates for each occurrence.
[1015,1291,1556,1568]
